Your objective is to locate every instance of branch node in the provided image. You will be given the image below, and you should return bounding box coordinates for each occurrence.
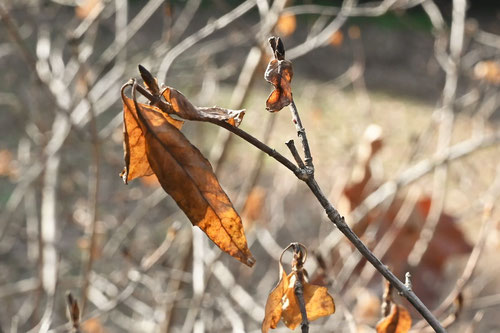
[405,272,413,291]
[286,139,306,169]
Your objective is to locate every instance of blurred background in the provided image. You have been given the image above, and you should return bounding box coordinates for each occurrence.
[1,0,500,332]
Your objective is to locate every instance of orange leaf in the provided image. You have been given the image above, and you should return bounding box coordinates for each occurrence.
[262,244,335,332]
[120,92,183,184]
[262,263,289,333]
[162,87,245,126]
[265,37,293,112]
[275,14,297,37]
[281,272,335,329]
[126,88,255,266]
[376,304,412,333]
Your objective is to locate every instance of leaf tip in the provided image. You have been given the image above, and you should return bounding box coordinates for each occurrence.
[138,65,160,95]
[138,64,148,76]
[246,255,256,267]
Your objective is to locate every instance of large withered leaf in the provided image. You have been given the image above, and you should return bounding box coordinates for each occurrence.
[162,87,245,126]
[120,90,183,184]
[262,263,289,333]
[128,89,255,266]
[376,304,412,333]
[264,37,293,112]
[281,272,335,329]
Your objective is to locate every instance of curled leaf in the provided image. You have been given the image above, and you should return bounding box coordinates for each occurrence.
[376,304,412,333]
[162,86,245,126]
[121,83,255,266]
[265,37,293,112]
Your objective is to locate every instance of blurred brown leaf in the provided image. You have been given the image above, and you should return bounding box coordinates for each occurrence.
[75,0,102,19]
[81,318,105,333]
[241,186,266,224]
[376,304,412,333]
[0,149,14,177]
[329,30,344,47]
[275,14,297,37]
[474,60,500,85]
[265,37,293,112]
[120,84,255,266]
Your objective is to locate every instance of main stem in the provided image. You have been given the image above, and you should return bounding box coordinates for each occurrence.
[305,178,445,332]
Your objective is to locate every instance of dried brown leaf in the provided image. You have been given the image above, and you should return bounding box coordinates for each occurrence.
[265,37,293,112]
[162,87,245,126]
[376,304,412,333]
[120,92,183,184]
[281,272,335,329]
[126,88,255,266]
[262,263,289,333]
[262,245,335,332]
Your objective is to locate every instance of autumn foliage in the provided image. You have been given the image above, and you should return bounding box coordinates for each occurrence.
[120,69,254,266]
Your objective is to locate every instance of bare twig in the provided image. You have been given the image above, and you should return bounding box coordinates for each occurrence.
[289,101,314,171]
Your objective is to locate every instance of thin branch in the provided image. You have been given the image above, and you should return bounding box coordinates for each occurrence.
[289,101,314,170]
[134,83,301,176]
[285,139,306,169]
[294,272,310,333]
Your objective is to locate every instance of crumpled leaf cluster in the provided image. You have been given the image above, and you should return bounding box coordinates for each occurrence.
[264,37,294,112]
[120,66,254,267]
